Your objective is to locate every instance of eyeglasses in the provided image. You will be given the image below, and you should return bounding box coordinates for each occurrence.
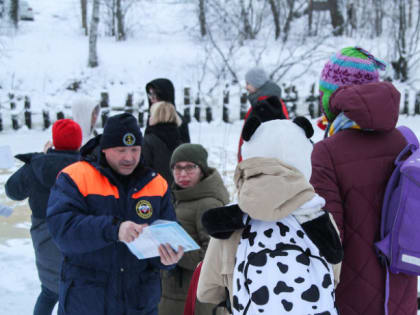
[172,164,199,174]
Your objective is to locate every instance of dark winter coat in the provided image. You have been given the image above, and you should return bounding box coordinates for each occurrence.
[143,123,183,187]
[47,145,177,315]
[247,80,282,107]
[146,78,191,143]
[5,149,80,294]
[158,168,230,315]
[310,82,418,315]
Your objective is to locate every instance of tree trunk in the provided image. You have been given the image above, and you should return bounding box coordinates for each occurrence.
[268,0,280,40]
[282,0,295,42]
[116,0,125,40]
[240,0,254,40]
[328,0,344,36]
[88,0,100,68]
[80,0,88,36]
[307,0,313,36]
[199,0,206,37]
[10,0,18,28]
[374,0,383,36]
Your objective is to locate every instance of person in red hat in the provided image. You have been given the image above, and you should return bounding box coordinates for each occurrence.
[5,118,82,315]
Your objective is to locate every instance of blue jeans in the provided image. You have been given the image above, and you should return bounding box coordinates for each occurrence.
[33,284,58,315]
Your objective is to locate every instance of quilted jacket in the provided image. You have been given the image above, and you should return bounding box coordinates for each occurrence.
[310,82,418,315]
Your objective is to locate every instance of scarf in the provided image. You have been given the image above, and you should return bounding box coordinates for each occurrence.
[327,112,361,137]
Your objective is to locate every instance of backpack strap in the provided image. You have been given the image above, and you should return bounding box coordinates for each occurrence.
[397,126,419,149]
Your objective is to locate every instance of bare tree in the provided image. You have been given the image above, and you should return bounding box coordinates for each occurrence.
[268,0,281,40]
[328,0,344,36]
[115,0,125,40]
[282,0,295,42]
[88,0,100,67]
[80,0,88,36]
[374,0,383,37]
[102,0,138,40]
[10,0,18,28]
[199,0,207,37]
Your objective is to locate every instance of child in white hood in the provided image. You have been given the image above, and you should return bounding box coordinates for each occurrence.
[71,97,100,146]
[197,117,343,315]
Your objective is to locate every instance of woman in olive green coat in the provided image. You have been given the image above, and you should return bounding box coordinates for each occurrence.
[159,144,230,315]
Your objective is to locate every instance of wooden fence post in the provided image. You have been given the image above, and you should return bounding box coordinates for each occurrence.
[283,84,298,118]
[240,92,248,120]
[222,85,229,123]
[194,94,201,122]
[125,93,133,114]
[138,99,145,128]
[43,110,51,129]
[307,83,319,119]
[56,111,64,121]
[415,91,420,115]
[402,90,409,115]
[100,92,109,109]
[183,87,191,123]
[24,96,31,129]
[9,93,15,110]
[206,106,212,123]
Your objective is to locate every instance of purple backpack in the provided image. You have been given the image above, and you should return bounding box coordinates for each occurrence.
[374,126,420,314]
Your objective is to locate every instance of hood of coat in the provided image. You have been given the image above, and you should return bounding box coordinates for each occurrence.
[145,78,175,108]
[71,97,99,145]
[329,81,400,131]
[172,168,230,204]
[17,150,80,188]
[234,157,315,222]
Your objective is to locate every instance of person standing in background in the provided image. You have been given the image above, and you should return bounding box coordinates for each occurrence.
[158,143,230,315]
[142,101,183,187]
[237,67,289,162]
[310,46,418,315]
[146,78,190,143]
[5,119,82,315]
[71,96,100,146]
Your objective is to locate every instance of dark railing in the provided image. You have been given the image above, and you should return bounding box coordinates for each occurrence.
[1,83,419,131]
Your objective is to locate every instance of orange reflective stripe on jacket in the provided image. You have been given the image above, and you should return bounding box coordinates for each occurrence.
[61,161,120,198]
[131,174,168,199]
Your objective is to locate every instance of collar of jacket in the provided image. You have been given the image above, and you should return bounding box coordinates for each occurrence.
[234,157,315,222]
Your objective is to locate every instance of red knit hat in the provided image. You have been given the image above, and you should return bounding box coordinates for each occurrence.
[52,119,82,151]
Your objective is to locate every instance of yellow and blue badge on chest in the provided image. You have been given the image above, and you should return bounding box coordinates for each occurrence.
[135,200,153,219]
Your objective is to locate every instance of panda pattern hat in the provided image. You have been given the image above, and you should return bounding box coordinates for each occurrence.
[241,117,314,181]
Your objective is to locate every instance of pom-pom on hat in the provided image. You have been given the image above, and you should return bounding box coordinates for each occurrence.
[245,67,269,89]
[100,113,143,149]
[242,118,314,181]
[170,143,209,175]
[52,119,83,151]
[319,46,386,121]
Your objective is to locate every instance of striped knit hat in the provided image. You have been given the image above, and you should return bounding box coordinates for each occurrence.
[319,47,386,121]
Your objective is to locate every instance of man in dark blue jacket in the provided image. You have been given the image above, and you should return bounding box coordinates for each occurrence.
[6,118,83,315]
[47,113,183,315]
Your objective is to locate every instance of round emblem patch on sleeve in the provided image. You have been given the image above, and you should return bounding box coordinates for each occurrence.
[123,133,136,146]
[136,200,153,219]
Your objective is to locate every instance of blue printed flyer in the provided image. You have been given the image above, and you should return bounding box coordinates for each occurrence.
[124,220,200,259]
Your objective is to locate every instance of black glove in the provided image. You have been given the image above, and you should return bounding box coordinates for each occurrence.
[202,204,246,239]
[301,211,343,264]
